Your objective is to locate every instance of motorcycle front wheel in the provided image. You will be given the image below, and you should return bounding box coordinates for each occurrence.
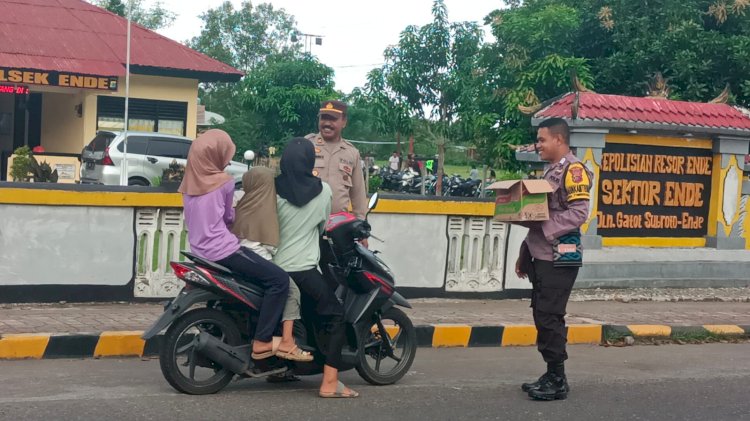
[159,308,242,395]
[356,307,417,385]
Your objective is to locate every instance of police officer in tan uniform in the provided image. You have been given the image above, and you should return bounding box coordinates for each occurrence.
[306,100,368,288]
[514,118,593,401]
[305,100,368,219]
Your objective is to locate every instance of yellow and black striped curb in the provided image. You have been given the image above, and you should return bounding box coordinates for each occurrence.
[601,324,750,341]
[0,331,157,360]
[1,324,748,360]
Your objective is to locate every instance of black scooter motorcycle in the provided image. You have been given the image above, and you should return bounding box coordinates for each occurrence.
[142,193,416,395]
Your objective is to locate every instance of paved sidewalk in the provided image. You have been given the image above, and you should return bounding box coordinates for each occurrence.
[2,298,749,334]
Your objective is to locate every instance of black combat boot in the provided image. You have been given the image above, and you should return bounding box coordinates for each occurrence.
[521,371,551,392]
[528,363,569,401]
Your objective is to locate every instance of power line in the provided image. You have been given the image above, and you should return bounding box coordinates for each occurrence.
[331,63,384,69]
[347,139,473,149]
[347,140,399,145]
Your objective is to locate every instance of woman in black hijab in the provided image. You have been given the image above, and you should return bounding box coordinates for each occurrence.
[275,137,322,207]
[272,137,359,398]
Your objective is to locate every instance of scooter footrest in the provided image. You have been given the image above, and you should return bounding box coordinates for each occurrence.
[247,355,287,376]
[244,365,288,378]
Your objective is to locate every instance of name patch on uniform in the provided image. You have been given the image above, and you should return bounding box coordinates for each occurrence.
[545,165,564,189]
[553,231,583,267]
[557,244,577,254]
[565,163,591,202]
[339,162,353,175]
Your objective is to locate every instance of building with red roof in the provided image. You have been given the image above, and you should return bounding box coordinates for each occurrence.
[0,0,242,181]
[518,78,750,251]
[532,91,750,135]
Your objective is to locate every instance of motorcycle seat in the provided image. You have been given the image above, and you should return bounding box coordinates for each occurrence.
[181,251,234,275]
[181,251,268,292]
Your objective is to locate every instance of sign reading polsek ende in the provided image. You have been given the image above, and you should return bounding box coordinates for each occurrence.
[0,67,118,91]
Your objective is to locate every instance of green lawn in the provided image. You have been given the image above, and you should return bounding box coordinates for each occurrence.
[443,164,473,178]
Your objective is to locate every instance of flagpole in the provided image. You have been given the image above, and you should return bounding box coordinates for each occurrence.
[121,0,132,186]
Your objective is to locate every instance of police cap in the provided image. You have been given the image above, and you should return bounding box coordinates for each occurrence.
[319,100,348,118]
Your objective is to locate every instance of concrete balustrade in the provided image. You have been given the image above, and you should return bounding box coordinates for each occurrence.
[1,183,748,303]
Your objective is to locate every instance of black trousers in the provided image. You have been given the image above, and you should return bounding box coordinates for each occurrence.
[217,247,289,343]
[289,268,346,370]
[529,259,579,364]
[318,236,339,290]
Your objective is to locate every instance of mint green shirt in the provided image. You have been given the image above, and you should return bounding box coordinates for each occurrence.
[273,183,332,272]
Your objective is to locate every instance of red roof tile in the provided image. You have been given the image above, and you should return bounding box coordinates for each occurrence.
[0,0,243,82]
[536,92,750,131]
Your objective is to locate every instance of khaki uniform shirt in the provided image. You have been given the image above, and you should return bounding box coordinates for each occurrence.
[305,133,368,219]
[524,152,593,261]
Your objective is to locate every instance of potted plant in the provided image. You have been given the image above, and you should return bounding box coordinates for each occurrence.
[161,159,185,192]
[9,146,32,182]
[29,156,58,183]
[9,146,59,183]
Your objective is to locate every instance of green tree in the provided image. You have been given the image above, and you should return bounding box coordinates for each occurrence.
[379,0,484,193]
[477,0,750,169]
[91,0,176,30]
[567,0,750,103]
[188,1,305,154]
[240,55,337,150]
[188,1,300,73]
[476,3,594,170]
[345,69,413,156]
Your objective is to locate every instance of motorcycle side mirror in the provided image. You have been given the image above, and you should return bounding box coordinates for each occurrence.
[367,192,379,216]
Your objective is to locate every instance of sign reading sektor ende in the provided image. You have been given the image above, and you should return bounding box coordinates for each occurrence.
[596,143,712,237]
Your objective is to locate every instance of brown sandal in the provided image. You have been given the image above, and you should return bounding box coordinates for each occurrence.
[276,345,313,362]
[251,337,282,360]
[250,350,275,360]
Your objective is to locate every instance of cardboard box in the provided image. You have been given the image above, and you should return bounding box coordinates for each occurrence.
[487,179,553,221]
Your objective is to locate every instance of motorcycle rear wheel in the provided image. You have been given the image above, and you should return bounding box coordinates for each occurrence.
[159,308,242,395]
[356,307,417,385]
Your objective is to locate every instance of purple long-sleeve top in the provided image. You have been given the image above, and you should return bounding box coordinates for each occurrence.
[522,152,592,261]
[183,180,240,262]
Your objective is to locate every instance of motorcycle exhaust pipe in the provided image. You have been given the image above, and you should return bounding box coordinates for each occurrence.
[193,332,249,375]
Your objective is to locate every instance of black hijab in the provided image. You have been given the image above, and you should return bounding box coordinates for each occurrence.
[275,137,323,207]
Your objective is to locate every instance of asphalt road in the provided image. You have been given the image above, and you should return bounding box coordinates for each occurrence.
[1,344,749,421]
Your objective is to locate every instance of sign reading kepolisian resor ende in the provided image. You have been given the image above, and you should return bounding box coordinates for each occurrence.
[0,67,118,91]
[596,142,712,238]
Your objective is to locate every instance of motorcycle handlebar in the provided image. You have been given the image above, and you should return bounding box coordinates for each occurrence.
[357,220,372,239]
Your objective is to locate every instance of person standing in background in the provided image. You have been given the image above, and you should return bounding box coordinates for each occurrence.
[389,151,400,172]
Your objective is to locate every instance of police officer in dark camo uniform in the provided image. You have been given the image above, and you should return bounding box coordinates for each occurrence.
[514,118,593,401]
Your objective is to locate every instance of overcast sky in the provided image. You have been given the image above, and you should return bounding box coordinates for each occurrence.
[153,0,502,93]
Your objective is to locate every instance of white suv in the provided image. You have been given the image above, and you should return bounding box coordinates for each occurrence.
[80,131,249,187]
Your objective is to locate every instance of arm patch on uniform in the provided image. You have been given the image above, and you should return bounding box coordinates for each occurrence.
[564,163,591,202]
